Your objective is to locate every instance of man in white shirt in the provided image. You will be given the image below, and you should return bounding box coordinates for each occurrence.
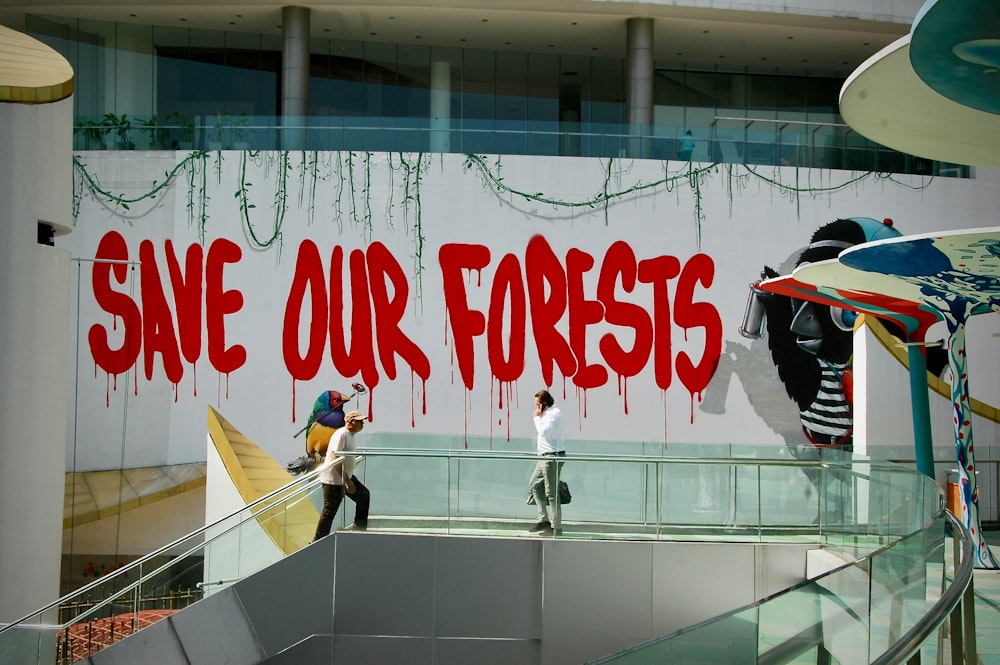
[312,410,370,541]
[528,389,566,535]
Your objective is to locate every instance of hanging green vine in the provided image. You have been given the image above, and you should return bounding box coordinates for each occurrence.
[72,149,937,300]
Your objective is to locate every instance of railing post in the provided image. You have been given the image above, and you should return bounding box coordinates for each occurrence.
[950,536,964,664]
[963,577,977,664]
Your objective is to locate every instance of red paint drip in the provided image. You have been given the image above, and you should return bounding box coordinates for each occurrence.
[410,370,416,428]
[192,362,198,398]
[623,376,629,415]
[575,385,582,432]
[291,378,296,421]
[506,380,513,443]
[662,388,669,446]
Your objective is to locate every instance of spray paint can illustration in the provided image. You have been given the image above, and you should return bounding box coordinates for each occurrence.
[739,280,767,339]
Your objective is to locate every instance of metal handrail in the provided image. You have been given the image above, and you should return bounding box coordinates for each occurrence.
[871,508,976,665]
[0,462,326,634]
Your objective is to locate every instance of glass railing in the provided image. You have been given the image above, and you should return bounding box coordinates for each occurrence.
[587,510,974,665]
[0,445,956,664]
[71,114,969,177]
[0,466,328,664]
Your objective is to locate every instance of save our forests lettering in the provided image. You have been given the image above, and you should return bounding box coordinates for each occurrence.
[87,231,722,411]
[439,236,722,397]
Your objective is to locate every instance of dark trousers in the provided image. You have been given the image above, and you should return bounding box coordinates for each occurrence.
[313,475,370,541]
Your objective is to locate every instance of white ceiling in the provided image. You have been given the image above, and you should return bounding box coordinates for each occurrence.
[0,2,913,75]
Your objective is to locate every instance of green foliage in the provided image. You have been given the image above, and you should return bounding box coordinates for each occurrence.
[72,150,934,305]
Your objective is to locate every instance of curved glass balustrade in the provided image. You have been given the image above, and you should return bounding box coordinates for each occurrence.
[589,511,974,664]
[0,447,969,664]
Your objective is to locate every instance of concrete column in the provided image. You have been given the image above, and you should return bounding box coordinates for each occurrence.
[626,17,654,158]
[281,6,310,150]
[0,96,73,629]
[429,61,451,153]
[559,71,581,156]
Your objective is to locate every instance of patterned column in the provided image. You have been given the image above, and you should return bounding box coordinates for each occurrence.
[945,306,998,568]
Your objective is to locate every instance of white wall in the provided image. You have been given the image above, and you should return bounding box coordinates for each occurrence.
[58,152,1000,483]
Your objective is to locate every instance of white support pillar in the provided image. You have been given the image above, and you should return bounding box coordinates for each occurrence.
[626,17,654,159]
[430,61,451,153]
[0,30,74,626]
[281,6,310,150]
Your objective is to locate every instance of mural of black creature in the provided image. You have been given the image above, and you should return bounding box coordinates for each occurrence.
[744,218,906,517]
[748,217,948,451]
[754,218,887,450]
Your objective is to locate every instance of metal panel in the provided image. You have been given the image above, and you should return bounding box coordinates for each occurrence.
[333,532,437,636]
[236,538,335,657]
[653,542,757,633]
[541,539,654,665]
[170,587,264,664]
[333,635,434,665]
[436,637,540,664]
[434,536,541,638]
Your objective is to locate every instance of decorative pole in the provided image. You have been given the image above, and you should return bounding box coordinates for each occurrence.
[943,303,997,568]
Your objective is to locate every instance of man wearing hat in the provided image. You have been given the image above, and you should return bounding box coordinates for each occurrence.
[313,410,371,540]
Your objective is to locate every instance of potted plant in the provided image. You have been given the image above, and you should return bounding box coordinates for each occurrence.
[76,119,109,150]
[208,112,229,150]
[104,112,135,150]
[165,112,194,150]
[139,115,169,150]
[232,112,251,150]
